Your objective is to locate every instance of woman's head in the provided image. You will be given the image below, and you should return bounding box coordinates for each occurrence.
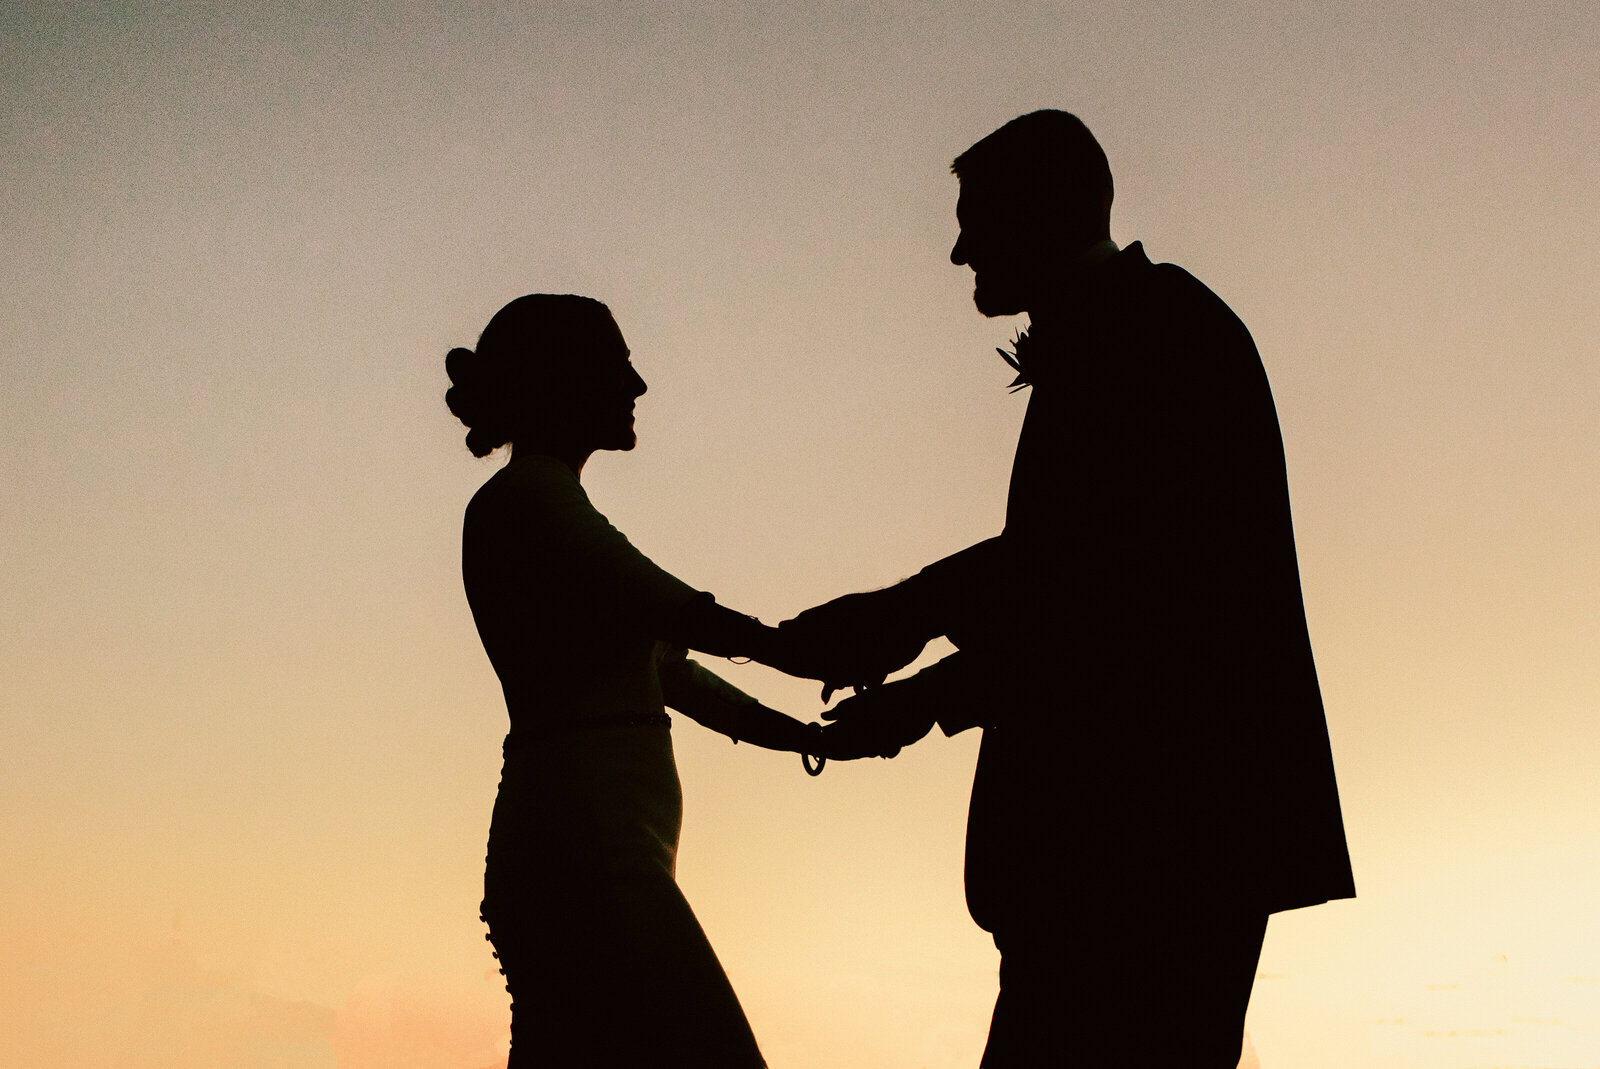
[445,294,647,459]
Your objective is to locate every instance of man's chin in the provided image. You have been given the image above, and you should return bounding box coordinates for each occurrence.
[973,287,1024,318]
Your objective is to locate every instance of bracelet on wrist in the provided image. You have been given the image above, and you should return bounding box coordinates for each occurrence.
[801,722,826,777]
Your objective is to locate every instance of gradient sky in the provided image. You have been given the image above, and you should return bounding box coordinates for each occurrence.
[3,2,1598,1066]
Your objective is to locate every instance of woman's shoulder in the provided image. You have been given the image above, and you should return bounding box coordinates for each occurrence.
[468,454,589,521]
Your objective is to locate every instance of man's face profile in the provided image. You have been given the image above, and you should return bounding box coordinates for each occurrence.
[951,181,1035,318]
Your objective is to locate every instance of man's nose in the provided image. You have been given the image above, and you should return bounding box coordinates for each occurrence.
[950,233,967,265]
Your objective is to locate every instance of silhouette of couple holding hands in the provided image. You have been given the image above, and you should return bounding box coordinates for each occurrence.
[446,111,1354,1068]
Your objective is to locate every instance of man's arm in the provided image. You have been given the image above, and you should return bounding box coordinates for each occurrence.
[771,536,1008,691]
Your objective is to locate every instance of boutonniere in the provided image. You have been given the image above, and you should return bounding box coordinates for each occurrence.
[996,328,1035,392]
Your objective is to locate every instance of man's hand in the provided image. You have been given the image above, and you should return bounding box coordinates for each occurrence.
[816,679,937,760]
[770,589,930,698]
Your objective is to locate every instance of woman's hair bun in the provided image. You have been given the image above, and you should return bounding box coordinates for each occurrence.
[444,346,478,385]
[444,346,511,457]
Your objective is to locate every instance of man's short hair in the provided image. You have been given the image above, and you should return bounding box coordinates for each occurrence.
[951,110,1113,226]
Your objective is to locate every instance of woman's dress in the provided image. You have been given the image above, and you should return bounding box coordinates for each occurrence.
[462,453,766,1067]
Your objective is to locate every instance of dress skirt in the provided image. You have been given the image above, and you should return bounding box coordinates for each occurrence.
[481,722,765,1068]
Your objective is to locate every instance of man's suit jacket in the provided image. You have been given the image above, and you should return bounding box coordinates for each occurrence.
[906,242,1355,933]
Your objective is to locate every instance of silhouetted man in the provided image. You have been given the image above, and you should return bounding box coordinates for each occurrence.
[779,111,1355,1067]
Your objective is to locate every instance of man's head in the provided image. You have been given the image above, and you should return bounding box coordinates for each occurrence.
[949,110,1114,316]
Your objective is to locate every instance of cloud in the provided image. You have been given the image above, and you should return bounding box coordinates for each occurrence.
[117,936,338,1069]
[330,971,508,1069]
[112,933,511,1069]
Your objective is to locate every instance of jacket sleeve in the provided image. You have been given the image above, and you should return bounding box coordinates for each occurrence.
[865,650,1009,737]
[883,536,1008,644]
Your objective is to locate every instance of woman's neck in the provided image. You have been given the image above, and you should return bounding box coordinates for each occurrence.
[509,441,593,478]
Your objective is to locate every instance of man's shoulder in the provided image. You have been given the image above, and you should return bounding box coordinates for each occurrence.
[1092,247,1269,413]
[1121,246,1239,318]
[1118,249,1257,358]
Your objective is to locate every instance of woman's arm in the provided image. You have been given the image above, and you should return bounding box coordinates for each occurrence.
[657,647,811,753]
[504,458,793,661]
[662,593,779,659]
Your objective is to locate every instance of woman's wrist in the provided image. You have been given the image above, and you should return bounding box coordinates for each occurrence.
[741,703,812,753]
[791,712,819,754]
[668,594,773,659]
[739,622,781,664]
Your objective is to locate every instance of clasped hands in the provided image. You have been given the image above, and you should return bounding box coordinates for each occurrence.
[760,588,939,762]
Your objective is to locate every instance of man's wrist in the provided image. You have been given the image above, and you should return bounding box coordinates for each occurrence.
[880,574,941,642]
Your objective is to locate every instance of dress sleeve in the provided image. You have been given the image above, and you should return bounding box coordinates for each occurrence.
[657,645,760,715]
[508,457,703,632]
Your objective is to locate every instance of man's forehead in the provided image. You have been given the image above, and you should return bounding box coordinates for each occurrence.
[956,179,1021,218]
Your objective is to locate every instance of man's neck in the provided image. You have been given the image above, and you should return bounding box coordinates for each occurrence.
[1076,238,1121,267]
[1025,238,1120,331]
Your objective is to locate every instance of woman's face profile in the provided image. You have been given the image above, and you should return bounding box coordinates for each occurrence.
[577,314,647,452]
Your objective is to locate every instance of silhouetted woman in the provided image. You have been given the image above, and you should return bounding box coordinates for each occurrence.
[446,294,807,1067]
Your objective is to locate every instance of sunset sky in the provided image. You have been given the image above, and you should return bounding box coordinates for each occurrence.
[3,2,1598,1066]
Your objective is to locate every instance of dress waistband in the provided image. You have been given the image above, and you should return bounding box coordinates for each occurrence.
[504,712,672,753]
